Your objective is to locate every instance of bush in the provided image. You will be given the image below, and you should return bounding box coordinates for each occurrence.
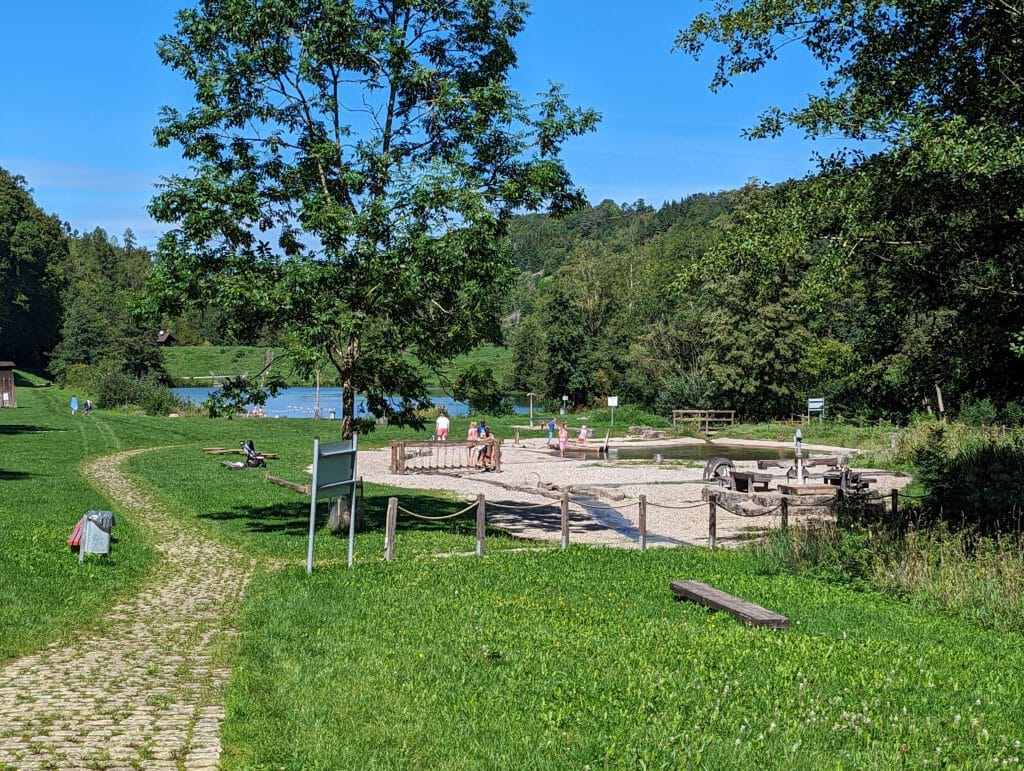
[914,425,1024,535]
[92,367,182,415]
[1003,401,1024,427]
[958,398,998,426]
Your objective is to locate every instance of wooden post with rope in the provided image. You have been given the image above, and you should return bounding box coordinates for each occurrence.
[384,497,398,561]
[560,491,570,550]
[476,494,486,557]
[780,497,789,530]
[708,497,717,549]
[891,489,899,521]
[638,495,647,552]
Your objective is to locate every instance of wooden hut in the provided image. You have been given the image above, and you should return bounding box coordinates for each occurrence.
[0,362,16,407]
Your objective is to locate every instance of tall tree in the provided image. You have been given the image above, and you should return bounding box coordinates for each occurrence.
[0,168,67,366]
[149,0,598,438]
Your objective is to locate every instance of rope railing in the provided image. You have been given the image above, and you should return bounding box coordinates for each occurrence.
[646,500,707,511]
[397,499,478,521]
[382,481,861,562]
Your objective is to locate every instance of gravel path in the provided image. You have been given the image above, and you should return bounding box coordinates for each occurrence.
[0,449,256,771]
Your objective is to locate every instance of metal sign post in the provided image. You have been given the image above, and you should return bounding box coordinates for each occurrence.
[307,435,359,573]
[607,396,618,427]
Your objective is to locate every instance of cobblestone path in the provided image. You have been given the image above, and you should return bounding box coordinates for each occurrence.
[0,449,256,770]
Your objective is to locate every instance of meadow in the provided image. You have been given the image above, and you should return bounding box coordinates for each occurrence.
[2,376,1022,769]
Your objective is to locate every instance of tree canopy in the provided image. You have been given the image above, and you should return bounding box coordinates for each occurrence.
[148,0,598,437]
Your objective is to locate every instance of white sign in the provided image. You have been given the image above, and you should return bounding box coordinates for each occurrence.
[607,396,619,408]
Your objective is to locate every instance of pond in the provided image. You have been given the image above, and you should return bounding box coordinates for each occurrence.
[172,386,532,419]
[607,443,806,462]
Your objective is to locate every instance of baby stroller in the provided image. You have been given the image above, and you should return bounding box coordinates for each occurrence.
[241,439,266,468]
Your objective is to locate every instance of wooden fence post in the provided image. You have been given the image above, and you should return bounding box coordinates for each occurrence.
[496,441,502,473]
[384,497,398,561]
[891,489,899,520]
[476,494,486,557]
[398,443,406,475]
[708,497,717,549]
[561,491,570,550]
[708,499,716,548]
[638,495,647,552]
[780,497,789,530]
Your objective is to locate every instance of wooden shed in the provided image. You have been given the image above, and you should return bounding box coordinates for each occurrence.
[0,362,16,408]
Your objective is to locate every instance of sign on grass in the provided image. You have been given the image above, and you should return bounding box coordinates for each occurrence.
[306,435,359,573]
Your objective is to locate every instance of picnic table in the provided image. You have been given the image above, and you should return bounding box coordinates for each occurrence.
[730,470,774,493]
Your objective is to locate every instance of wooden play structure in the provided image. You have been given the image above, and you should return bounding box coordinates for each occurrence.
[0,361,16,407]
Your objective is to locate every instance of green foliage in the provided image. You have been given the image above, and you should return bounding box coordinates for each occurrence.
[148,0,597,439]
[0,167,66,365]
[452,362,510,415]
[913,426,1024,535]
[91,366,183,416]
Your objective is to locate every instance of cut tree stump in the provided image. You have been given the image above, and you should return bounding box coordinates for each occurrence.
[670,580,789,629]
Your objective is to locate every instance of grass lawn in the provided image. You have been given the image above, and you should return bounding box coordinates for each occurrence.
[5,377,1023,768]
[222,548,1024,769]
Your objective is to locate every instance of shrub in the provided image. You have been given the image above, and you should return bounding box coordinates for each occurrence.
[958,398,998,426]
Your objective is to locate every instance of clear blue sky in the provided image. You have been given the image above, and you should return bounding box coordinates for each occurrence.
[2,1,862,249]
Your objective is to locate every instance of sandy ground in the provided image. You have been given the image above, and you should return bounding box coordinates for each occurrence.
[359,438,913,549]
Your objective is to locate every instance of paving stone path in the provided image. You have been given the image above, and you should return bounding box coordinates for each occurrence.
[0,449,257,770]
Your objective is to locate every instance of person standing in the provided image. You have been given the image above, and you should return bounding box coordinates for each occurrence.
[84,399,93,415]
[466,420,479,466]
[547,416,556,445]
[70,395,79,416]
[558,422,569,458]
[435,411,450,441]
[477,419,487,437]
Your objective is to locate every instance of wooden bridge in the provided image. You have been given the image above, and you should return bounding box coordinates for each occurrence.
[672,409,736,434]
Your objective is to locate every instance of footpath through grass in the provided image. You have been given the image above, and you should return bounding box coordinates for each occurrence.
[222,548,1024,769]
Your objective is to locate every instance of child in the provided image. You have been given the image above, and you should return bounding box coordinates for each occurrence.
[558,422,569,458]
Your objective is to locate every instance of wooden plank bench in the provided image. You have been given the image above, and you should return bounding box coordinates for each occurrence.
[730,470,774,492]
[670,580,789,629]
[777,483,836,495]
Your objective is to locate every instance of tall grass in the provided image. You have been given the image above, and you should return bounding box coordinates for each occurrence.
[752,524,1024,633]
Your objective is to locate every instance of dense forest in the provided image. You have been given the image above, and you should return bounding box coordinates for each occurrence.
[2,163,1023,423]
[2,0,1023,423]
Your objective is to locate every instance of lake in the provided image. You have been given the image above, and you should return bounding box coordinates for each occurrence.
[172,386,533,419]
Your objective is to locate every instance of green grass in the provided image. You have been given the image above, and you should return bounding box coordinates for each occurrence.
[6,380,1024,768]
[221,548,1024,769]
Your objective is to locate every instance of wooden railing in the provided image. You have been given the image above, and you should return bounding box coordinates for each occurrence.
[389,439,502,474]
[672,410,736,434]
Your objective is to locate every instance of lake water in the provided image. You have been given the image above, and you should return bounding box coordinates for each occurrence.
[172,386,532,419]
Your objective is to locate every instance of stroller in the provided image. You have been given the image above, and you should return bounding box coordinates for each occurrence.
[241,439,266,468]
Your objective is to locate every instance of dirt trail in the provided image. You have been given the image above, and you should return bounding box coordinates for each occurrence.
[0,449,255,770]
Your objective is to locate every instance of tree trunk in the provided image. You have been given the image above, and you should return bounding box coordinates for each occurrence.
[330,335,360,533]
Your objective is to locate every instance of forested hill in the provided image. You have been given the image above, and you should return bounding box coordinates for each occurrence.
[503,177,1024,423]
[505,194,734,276]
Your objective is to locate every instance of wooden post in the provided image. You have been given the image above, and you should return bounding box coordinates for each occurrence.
[495,441,502,473]
[476,494,486,557]
[780,497,789,530]
[514,427,520,444]
[638,495,647,552]
[708,497,717,549]
[891,489,899,520]
[398,443,406,475]
[384,497,398,561]
[560,491,570,550]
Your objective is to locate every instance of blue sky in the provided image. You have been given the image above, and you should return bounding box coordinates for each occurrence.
[2,1,861,249]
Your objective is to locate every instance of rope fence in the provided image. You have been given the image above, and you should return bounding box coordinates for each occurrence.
[380,483,861,560]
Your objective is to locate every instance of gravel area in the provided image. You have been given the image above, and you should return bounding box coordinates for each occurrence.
[361,438,913,548]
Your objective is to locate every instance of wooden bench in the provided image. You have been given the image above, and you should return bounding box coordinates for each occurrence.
[670,580,789,629]
[730,470,774,492]
[776,483,836,495]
